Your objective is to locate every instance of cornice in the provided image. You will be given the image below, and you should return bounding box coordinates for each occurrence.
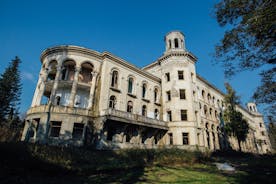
[40,45,103,62]
[142,51,197,70]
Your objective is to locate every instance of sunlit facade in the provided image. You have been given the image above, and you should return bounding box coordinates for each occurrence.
[21,31,271,153]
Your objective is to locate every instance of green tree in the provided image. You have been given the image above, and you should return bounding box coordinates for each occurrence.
[214,0,276,117]
[0,56,22,123]
[223,83,249,152]
[267,116,276,151]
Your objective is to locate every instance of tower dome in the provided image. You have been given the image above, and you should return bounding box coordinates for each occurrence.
[164,31,185,53]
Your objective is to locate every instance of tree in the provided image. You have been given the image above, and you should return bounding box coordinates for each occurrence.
[267,116,276,151]
[0,56,22,123]
[223,83,249,151]
[214,0,276,117]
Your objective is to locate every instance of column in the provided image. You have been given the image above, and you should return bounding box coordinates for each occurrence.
[87,71,98,109]
[69,66,81,107]
[31,68,48,106]
[49,65,62,104]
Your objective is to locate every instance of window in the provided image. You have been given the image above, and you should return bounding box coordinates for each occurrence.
[178,71,184,80]
[168,133,173,145]
[207,94,211,102]
[259,123,262,128]
[169,40,172,49]
[179,89,186,99]
[154,88,158,102]
[182,133,189,145]
[204,105,207,115]
[142,105,147,116]
[55,96,61,105]
[202,90,205,99]
[109,95,116,109]
[217,99,220,107]
[154,109,159,119]
[181,110,188,121]
[142,83,147,98]
[111,70,118,88]
[165,73,170,81]
[174,38,179,48]
[167,111,172,121]
[72,123,84,139]
[209,108,212,116]
[167,91,171,101]
[261,131,265,136]
[128,77,134,94]
[127,101,133,113]
[191,72,194,82]
[49,121,62,137]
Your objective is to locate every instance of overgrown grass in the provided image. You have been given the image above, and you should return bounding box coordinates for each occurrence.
[0,142,275,184]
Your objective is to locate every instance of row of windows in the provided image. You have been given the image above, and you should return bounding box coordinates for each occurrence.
[201,89,224,108]
[167,110,188,121]
[168,132,189,145]
[165,71,195,82]
[199,103,220,120]
[109,95,160,119]
[111,70,160,102]
[49,121,84,139]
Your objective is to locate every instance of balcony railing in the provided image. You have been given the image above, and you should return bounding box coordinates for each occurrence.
[103,108,168,130]
[27,105,93,116]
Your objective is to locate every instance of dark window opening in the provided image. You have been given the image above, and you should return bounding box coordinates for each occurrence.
[167,111,172,121]
[178,71,184,80]
[49,121,62,137]
[182,133,189,145]
[181,110,188,121]
[180,89,186,99]
[72,123,84,139]
[165,73,170,82]
[167,91,171,101]
[168,133,173,145]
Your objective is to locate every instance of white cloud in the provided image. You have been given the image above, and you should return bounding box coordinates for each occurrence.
[22,71,36,83]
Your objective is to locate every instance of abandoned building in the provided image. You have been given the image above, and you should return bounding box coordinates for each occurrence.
[21,31,271,153]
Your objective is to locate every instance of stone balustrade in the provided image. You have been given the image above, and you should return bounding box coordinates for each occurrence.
[27,105,93,116]
[104,108,168,130]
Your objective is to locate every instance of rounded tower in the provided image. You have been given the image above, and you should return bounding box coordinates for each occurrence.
[159,31,198,147]
[165,31,186,53]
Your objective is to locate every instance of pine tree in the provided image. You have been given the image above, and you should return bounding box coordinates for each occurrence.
[0,56,22,123]
[223,83,249,152]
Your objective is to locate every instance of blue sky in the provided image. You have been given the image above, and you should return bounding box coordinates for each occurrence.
[0,0,262,115]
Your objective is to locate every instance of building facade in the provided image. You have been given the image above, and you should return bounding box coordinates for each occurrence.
[21,31,271,153]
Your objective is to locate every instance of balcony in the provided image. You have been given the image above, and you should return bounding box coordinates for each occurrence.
[103,109,169,130]
[27,105,93,117]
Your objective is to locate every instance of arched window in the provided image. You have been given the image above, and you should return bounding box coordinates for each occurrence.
[202,90,205,99]
[55,96,61,106]
[128,77,134,94]
[111,70,118,88]
[154,109,159,119]
[217,99,220,107]
[174,38,179,48]
[109,95,116,109]
[209,108,212,116]
[207,93,211,102]
[154,88,158,103]
[215,110,218,119]
[80,62,93,83]
[169,40,172,49]
[127,101,133,113]
[142,105,147,116]
[142,83,147,98]
[204,105,207,115]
